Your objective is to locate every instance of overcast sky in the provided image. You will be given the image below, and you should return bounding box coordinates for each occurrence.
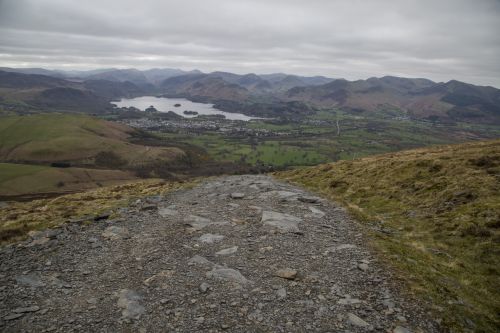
[0,0,499,87]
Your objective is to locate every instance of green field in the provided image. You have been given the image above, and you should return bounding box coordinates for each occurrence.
[154,108,500,168]
[276,139,500,332]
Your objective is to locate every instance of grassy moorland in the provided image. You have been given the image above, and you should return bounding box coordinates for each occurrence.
[275,139,500,332]
[0,113,183,166]
[0,162,137,198]
[0,179,194,244]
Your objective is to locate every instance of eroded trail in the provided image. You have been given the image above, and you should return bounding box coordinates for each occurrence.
[0,175,437,332]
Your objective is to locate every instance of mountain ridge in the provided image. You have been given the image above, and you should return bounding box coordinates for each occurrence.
[1,68,499,124]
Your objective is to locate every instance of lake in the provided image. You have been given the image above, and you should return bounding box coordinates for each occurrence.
[112,96,257,121]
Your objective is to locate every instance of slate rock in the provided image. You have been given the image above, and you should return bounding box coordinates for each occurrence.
[199,233,224,244]
[13,306,40,313]
[207,267,249,284]
[261,211,302,233]
[116,289,145,320]
[275,268,297,280]
[158,208,177,217]
[216,246,238,255]
[15,274,45,288]
[230,192,245,199]
[185,215,212,230]
[298,196,320,203]
[188,255,213,266]
[4,313,24,320]
[347,313,370,327]
[102,226,129,240]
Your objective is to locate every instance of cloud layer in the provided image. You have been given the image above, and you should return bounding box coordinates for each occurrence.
[1,0,499,86]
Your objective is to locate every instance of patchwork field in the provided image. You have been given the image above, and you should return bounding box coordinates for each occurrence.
[154,109,500,168]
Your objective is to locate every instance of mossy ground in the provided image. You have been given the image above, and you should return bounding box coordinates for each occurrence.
[0,179,195,244]
[275,139,500,332]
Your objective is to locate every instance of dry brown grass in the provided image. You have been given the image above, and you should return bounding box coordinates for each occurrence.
[275,139,500,332]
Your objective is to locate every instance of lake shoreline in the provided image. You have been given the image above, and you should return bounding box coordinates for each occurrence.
[111,95,260,121]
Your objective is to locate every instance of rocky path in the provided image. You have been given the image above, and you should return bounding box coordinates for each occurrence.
[0,175,438,332]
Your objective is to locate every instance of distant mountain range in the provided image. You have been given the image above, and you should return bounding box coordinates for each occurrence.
[0,67,499,124]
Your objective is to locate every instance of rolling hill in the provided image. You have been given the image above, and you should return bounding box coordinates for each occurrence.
[0,113,188,197]
[276,139,500,332]
[0,113,184,166]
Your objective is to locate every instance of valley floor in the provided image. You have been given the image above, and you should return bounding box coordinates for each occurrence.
[0,175,437,332]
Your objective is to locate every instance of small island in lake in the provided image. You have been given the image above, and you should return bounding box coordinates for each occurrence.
[174,103,181,107]
[145,105,158,113]
[183,110,199,115]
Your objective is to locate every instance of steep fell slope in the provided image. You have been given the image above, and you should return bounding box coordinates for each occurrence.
[276,139,500,332]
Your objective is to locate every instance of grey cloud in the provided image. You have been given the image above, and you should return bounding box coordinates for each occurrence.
[0,0,499,86]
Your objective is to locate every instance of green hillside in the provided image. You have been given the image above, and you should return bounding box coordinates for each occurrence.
[0,113,183,165]
[0,162,136,198]
[276,139,500,332]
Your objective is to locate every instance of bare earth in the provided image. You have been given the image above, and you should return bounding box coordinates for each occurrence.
[0,175,439,332]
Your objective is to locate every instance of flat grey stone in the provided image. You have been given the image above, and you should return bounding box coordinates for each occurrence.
[276,288,287,299]
[358,263,369,271]
[230,192,245,199]
[261,211,302,233]
[15,274,45,288]
[347,313,369,327]
[275,268,297,280]
[13,306,40,313]
[206,267,249,284]
[199,282,210,293]
[199,233,224,244]
[333,244,357,251]
[158,208,177,217]
[116,289,145,320]
[338,296,361,305]
[185,215,212,230]
[4,313,24,320]
[188,255,213,266]
[298,196,320,203]
[216,246,238,255]
[306,206,326,218]
[102,226,129,240]
[393,326,412,333]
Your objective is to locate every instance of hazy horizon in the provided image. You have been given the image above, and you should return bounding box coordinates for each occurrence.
[4,65,500,88]
[1,0,499,87]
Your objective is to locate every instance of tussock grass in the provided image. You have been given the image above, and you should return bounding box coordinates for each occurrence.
[0,179,194,244]
[275,139,500,332]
